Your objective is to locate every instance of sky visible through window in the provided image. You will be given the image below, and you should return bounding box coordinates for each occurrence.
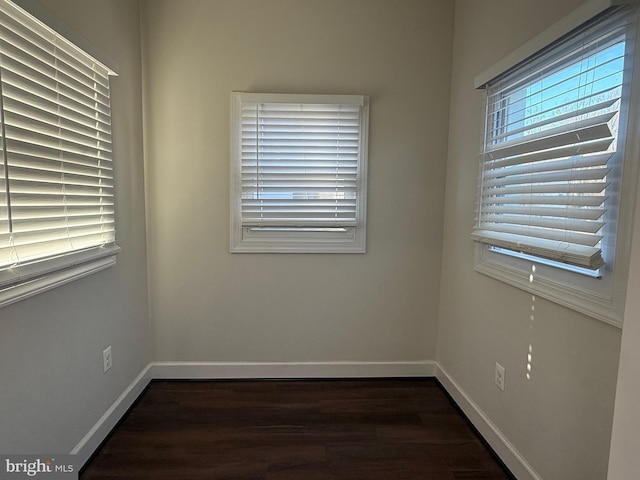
[522,41,624,139]
[500,41,625,142]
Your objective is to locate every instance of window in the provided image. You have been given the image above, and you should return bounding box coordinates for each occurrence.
[472,5,639,326]
[0,0,119,306]
[230,93,369,253]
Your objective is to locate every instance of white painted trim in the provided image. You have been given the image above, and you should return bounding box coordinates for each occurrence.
[151,360,436,380]
[0,253,119,310]
[436,364,542,480]
[474,244,623,328]
[70,364,152,467]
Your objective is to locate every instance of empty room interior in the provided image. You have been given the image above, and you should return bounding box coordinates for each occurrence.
[1,0,640,479]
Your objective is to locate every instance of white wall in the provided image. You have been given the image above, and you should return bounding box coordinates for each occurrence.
[0,0,149,455]
[140,0,453,365]
[439,1,624,479]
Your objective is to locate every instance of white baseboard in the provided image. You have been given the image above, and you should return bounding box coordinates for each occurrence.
[436,364,542,480]
[71,364,152,467]
[151,360,437,379]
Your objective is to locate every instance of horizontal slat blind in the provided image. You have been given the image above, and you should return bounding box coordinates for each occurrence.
[0,0,115,270]
[240,101,363,228]
[472,7,633,270]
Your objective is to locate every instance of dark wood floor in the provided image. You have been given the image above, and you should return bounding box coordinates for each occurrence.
[81,378,513,480]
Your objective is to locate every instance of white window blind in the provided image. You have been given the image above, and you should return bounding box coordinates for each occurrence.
[230,93,369,253]
[472,7,634,271]
[241,100,362,228]
[0,0,118,288]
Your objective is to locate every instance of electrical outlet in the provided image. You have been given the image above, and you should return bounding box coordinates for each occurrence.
[494,362,505,391]
[103,346,112,373]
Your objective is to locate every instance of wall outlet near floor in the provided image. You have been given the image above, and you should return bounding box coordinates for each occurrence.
[494,362,505,391]
[103,346,112,373]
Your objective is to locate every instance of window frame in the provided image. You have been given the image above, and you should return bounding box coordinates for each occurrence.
[229,92,369,254]
[472,3,640,327]
[0,0,120,308]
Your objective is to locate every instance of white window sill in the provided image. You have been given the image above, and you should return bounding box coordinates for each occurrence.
[230,226,366,253]
[0,245,121,309]
[474,244,624,328]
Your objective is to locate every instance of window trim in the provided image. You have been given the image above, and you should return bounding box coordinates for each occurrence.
[0,244,120,308]
[474,245,626,327]
[472,3,640,327]
[229,92,369,254]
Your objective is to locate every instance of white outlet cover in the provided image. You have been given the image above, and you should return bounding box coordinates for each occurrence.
[103,346,112,373]
[495,362,505,391]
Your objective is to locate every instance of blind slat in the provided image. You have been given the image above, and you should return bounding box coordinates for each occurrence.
[481,205,605,220]
[486,112,616,160]
[476,223,602,247]
[482,165,610,188]
[481,214,604,233]
[482,152,611,179]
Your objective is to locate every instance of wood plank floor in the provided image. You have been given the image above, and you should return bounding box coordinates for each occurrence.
[81,379,514,480]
